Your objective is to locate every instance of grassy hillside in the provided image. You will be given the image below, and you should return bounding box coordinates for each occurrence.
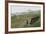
[11,10,41,28]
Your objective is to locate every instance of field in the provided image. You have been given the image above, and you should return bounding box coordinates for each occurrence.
[11,10,41,28]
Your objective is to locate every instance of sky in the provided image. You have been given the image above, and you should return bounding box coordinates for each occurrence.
[10,5,41,15]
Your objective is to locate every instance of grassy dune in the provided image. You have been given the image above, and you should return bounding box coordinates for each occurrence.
[11,11,41,28]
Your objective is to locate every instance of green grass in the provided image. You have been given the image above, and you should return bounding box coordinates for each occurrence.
[11,11,41,28]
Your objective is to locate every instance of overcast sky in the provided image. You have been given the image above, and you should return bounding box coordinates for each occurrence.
[10,5,41,15]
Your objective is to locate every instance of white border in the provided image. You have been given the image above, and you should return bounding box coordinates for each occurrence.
[8,3,43,32]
